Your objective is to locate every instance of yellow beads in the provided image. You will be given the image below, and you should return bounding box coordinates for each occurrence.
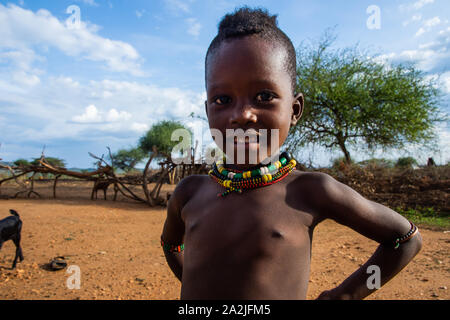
[243,171,251,178]
[209,152,296,197]
[223,180,232,188]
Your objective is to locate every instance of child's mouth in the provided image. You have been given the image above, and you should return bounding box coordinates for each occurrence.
[233,135,259,144]
[231,130,260,146]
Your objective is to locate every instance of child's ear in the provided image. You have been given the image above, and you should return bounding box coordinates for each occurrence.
[290,93,304,127]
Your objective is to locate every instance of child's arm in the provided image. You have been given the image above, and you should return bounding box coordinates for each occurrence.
[160,178,190,282]
[310,173,422,300]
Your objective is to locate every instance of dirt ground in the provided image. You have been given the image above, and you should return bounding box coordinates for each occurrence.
[0,181,448,300]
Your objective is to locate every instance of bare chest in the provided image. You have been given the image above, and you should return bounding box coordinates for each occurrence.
[181,179,316,258]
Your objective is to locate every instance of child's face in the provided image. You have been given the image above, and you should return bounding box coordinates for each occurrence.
[205,36,303,166]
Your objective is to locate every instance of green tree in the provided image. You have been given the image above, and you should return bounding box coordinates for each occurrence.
[287,31,443,163]
[31,157,66,168]
[111,147,145,172]
[14,159,30,166]
[139,120,192,159]
[395,156,418,168]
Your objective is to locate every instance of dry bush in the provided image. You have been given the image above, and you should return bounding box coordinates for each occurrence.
[317,163,449,214]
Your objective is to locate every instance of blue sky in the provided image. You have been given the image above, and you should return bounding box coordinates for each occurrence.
[0,0,449,168]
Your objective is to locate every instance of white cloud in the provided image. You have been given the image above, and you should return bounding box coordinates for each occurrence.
[0,71,205,145]
[384,26,450,73]
[76,0,99,7]
[415,17,441,36]
[0,48,45,86]
[12,70,40,86]
[415,27,426,37]
[72,105,132,124]
[186,18,201,37]
[0,4,144,76]
[131,122,150,133]
[400,0,434,11]
[105,108,132,122]
[0,48,41,71]
[54,76,80,88]
[372,22,450,164]
[72,105,102,123]
[136,9,146,19]
[441,72,450,94]
[413,0,434,10]
[424,16,441,27]
[165,0,191,13]
[372,53,396,66]
[403,14,422,26]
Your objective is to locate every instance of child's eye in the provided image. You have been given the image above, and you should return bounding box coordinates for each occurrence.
[255,91,276,102]
[214,96,231,105]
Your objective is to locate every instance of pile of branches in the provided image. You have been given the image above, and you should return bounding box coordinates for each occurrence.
[0,145,212,206]
[0,154,113,199]
[0,148,166,206]
[318,163,450,213]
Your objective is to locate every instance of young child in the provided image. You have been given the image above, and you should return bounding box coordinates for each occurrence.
[161,7,422,300]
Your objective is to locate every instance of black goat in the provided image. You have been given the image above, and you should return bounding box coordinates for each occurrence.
[0,209,24,269]
[91,179,118,201]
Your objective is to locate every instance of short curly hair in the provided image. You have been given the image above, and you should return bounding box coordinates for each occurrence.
[205,7,297,94]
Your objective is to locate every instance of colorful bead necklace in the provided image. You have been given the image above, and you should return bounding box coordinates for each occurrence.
[208,152,297,197]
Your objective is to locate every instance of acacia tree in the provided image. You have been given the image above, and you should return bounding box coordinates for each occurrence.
[30,156,66,178]
[31,157,66,168]
[286,32,443,163]
[139,120,192,159]
[138,120,193,198]
[14,159,30,166]
[111,147,145,172]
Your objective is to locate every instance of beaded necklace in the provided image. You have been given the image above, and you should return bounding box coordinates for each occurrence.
[208,152,297,197]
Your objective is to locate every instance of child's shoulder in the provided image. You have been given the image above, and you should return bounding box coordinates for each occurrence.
[290,170,338,189]
[169,174,210,206]
[176,174,210,189]
[288,170,350,204]
[288,169,375,222]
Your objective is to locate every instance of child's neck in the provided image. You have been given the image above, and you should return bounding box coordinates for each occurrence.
[223,152,282,172]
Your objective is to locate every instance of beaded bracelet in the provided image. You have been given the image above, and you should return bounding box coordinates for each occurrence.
[389,222,419,249]
[160,237,184,253]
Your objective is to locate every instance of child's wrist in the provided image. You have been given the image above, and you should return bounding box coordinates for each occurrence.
[317,287,352,300]
[329,286,354,300]
[160,237,185,253]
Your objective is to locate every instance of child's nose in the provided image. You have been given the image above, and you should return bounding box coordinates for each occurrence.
[230,102,257,126]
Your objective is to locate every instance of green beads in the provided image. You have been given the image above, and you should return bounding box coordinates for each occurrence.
[208,152,296,197]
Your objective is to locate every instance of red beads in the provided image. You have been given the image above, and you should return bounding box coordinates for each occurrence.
[208,154,297,197]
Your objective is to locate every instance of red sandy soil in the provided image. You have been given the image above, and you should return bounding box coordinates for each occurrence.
[0,181,448,300]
